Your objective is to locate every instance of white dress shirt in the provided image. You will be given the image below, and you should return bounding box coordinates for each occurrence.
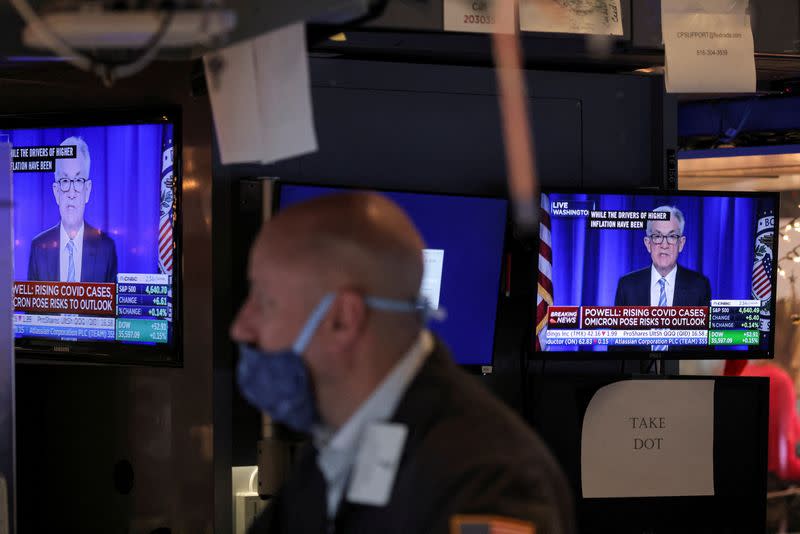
[650,264,677,306]
[311,329,434,519]
[59,223,84,282]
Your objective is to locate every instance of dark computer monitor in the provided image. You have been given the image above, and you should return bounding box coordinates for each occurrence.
[536,189,779,359]
[275,182,508,369]
[3,109,182,365]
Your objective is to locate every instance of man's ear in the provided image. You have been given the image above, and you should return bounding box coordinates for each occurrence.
[52,182,60,204]
[678,235,686,253]
[327,290,367,356]
[643,236,651,254]
[84,179,92,203]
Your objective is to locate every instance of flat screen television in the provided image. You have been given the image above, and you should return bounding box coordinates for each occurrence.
[3,109,182,365]
[535,189,779,359]
[275,182,508,369]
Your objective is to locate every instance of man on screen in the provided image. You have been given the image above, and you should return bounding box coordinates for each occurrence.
[614,205,711,307]
[27,136,117,283]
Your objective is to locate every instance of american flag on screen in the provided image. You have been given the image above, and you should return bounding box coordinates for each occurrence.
[158,132,174,274]
[750,204,775,346]
[536,193,553,352]
[751,257,772,301]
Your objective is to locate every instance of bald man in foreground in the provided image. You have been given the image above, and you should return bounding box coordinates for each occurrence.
[232,192,575,534]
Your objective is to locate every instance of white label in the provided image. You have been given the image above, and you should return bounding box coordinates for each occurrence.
[520,0,623,35]
[444,0,516,34]
[581,380,715,498]
[662,12,755,93]
[420,249,444,310]
[346,423,407,507]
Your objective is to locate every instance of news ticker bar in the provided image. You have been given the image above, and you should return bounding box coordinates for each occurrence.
[549,303,763,331]
[14,313,168,344]
[116,284,172,297]
[116,305,172,320]
[545,329,759,346]
[117,273,171,285]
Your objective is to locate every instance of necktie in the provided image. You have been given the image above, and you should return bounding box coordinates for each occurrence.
[66,240,75,282]
[654,277,667,351]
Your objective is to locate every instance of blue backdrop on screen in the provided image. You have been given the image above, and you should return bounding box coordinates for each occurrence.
[6,124,169,280]
[547,192,763,351]
[278,185,508,366]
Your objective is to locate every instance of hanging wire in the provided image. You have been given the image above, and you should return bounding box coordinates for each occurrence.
[9,0,181,86]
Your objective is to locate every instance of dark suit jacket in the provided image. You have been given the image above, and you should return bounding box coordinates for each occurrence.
[27,222,118,283]
[249,337,575,534]
[612,265,711,353]
[614,265,711,307]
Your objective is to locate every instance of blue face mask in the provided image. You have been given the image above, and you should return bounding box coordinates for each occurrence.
[237,293,439,434]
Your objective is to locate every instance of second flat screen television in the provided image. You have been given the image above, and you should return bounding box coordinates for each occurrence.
[276,183,508,368]
[4,110,181,365]
[536,190,779,358]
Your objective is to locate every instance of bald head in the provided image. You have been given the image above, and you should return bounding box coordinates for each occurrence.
[231,192,428,429]
[255,192,424,302]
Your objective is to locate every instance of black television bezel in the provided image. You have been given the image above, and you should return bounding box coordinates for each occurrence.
[2,107,183,367]
[272,179,510,373]
[534,187,780,361]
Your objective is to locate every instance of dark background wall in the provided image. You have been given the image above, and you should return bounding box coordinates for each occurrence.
[218,57,677,467]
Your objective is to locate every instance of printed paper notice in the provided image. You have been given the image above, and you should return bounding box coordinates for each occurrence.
[581,380,715,498]
[421,249,444,310]
[444,0,515,34]
[520,0,623,35]
[662,12,755,93]
[203,22,318,165]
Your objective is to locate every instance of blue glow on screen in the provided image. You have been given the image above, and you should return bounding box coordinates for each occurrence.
[278,184,508,366]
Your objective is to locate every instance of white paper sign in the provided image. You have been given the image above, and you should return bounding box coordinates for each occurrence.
[520,0,623,35]
[203,22,318,165]
[662,12,755,93]
[347,423,407,507]
[444,0,516,34]
[420,249,444,310]
[581,380,715,498]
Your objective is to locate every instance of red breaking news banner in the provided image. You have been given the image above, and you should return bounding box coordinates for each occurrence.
[548,306,580,328]
[13,281,116,316]
[548,306,709,330]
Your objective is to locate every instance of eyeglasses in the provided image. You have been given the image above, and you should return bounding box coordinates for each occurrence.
[647,233,682,245]
[55,178,87,192]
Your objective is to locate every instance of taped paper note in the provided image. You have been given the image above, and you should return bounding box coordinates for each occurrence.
[520,0,623,36]
[444,0,515,34]
[662,11,755,93]
[203,22,318,165]
[581,380,715,498]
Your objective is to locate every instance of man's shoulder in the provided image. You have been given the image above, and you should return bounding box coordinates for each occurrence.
[395,340,574,533]
[677,264,709,283]
[404,342,556,470]
[618,266,651,285]
[84,223,116,248]
[30,224,60,248]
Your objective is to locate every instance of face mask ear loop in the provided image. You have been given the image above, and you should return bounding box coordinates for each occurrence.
[292,293,336,354]
[365,296,448,323]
